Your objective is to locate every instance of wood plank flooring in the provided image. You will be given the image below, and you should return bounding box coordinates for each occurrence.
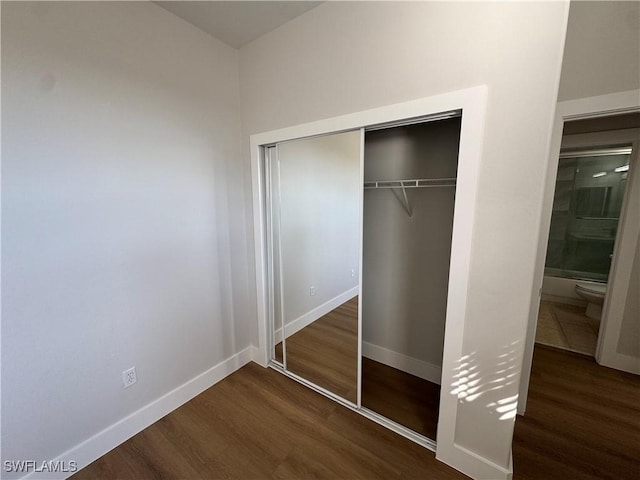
[275,297,359,403]
[512,345,640,480]
[72,362,466,480]
[72,344,639,479]
[362,357,440,440]
[277,295,441,439]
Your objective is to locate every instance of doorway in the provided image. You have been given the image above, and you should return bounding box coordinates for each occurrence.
[536,136,635,356]
[519,92,640,416]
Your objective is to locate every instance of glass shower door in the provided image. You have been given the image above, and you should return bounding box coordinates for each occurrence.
[545,147,631,282]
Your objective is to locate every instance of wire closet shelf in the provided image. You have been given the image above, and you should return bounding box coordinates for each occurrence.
[364,177,457,217]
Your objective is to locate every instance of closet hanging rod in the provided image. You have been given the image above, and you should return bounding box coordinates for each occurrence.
[364,178,457,189]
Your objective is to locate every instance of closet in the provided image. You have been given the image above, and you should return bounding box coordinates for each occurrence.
[362,117,461,440]
[258,106,467,449]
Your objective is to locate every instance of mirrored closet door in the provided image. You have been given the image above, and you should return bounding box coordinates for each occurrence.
[264,110,463,444]
[267,130,362,404]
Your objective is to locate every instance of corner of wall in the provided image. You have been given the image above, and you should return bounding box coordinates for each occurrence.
[23,348,254,480]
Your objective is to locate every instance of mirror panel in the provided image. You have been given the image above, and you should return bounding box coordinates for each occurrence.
[272,130,362,403]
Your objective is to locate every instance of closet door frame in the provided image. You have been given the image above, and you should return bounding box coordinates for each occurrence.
[250,85,488,470]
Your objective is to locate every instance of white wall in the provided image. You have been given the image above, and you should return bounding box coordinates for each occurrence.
[276,131,360,324]
[1,2,246,476]
[558,1,640,101]
[617,233,639,358]
[240,1,569,475]
[362,119,460,377]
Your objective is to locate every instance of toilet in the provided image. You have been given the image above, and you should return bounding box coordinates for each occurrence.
[574,283,607,320]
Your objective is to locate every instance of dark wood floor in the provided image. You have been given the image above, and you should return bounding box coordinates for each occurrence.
[72,344,640,479]
[276,296,359,403]
[362,357,440,440]
[278,297,441,437]
[72,362,466,480]
[512,345,640,480]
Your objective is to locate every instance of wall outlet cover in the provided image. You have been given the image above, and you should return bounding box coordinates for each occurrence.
[122,367,137,388]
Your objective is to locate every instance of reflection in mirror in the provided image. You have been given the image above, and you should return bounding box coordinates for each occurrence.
[271,130,362,403]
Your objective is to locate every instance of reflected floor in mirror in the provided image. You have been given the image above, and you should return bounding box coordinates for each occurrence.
[362,358,440,440]
[276,296,358,403]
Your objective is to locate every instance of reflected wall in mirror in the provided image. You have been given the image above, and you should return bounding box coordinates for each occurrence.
[269,130,362,403]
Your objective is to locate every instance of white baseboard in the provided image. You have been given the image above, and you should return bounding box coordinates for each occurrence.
[437,443,513,480]
[598,351,640,375]
[362,341,442,385]
[22,347,254,480]
[250,345,267,367]
[274,286,359,342]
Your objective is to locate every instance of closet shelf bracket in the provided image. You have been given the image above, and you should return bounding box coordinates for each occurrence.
[398,184,413,217]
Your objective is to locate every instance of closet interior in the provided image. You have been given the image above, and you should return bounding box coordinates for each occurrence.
[362,117,461,440]
[264,112,462,446]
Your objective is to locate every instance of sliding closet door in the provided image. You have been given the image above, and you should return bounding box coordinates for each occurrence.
[270,130,362,404]
[361,117,461,439]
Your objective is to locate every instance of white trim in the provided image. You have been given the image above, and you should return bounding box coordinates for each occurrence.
[24,348,255,480]
[250,87,486,147]
[436,443,513,480]
[273,286,359,342]
[596,129,640,374]
[250,85,490,477]
[250,345,263,364]
[435,87,490,477]
[600,352,640,374]
[362,342,442,385]
[357,128,365,409]
[559,90,640,121]
[519,89,640,415]
[251,144,270,368]
[359,407,437,451]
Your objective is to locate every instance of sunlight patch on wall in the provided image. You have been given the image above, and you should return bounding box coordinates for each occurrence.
[450,341,521,420]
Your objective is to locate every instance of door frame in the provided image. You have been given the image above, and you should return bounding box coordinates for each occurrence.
[250,86,500,478]
[518,89,640,415]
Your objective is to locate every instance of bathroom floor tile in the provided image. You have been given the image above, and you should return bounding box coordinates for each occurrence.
[586,317,601,335]
[535,300,596,356]
[535,302,570,349]
[558,320,597,355]
[552,303,589,324]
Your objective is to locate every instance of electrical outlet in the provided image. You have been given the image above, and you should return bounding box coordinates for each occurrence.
[309,286,316,296]
[122,367,137,389]
[351,269,356,278]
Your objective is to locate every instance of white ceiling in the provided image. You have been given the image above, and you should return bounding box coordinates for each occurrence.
[154,1,323,49]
